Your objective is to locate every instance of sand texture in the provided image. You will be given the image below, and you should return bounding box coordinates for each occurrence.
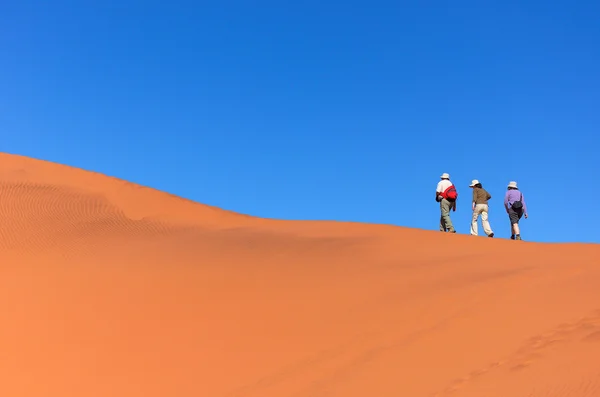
[1,152,599,397]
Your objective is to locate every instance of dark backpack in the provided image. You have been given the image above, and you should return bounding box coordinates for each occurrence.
[443,185,458,201]
[511,192,523,210]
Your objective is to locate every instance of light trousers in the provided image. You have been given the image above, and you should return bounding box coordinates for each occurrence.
[471,204,493,236]
[439,198,455,232]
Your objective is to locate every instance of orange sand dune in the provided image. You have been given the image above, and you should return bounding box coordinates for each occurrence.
[1,152,599,397]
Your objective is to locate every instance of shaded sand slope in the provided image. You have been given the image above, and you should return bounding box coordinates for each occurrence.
[1,152,599,397]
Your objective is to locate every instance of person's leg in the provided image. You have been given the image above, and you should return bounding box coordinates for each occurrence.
[470,205,480,235]
[441,199,455,232]
[509,210,516,239]
[481,204,493,236]
[514,210,523,239]
[439,200,446,231]
[509,209,521,239]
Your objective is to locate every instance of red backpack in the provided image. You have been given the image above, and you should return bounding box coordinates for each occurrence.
[442,184,458,201]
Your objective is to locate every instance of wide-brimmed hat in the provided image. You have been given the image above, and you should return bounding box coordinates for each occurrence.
[507,181,518,189]
[469,179,480,187]
[440,173,450,179]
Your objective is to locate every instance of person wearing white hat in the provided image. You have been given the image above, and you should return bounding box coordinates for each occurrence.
[435,172,457,233]
[468,179,494,237]
[503,181,528,240]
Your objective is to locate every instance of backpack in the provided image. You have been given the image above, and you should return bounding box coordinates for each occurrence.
[442,185,458,201]
[511,192,523,210]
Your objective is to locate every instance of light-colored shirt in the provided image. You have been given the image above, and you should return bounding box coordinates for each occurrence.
[436,179,453,193]
[504,189,527,214]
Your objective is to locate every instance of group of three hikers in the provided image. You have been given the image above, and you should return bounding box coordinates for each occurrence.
[435,173,528,240]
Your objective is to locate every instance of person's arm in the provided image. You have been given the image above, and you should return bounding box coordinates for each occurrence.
[472,189,477,210]
[486,190,492,200]
[504,192,509,213]
[522,193,528,217]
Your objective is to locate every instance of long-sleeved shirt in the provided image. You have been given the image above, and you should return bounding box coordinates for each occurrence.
[472,187,491,205]
[504,189,527,214]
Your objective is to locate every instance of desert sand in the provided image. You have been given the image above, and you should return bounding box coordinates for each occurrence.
[0,152,599,397]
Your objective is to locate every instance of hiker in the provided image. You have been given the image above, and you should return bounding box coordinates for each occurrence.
[435,173,457,233]
[504,181,528,240]
[469,179,494,237]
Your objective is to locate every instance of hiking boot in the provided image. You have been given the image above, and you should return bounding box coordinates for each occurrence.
[510,234,515,240]
[488,233,494,238]
[515,235,522,240]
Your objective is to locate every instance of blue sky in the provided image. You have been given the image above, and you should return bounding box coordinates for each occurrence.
[1,0,599,243]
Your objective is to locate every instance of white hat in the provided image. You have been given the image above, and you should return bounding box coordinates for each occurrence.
[469,179,480,187]
[440,173,450,179]
[507,181,518,188]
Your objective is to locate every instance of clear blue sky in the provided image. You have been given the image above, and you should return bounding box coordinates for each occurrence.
[2,1,599,243]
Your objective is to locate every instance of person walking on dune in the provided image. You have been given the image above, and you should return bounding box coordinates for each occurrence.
[469,179,494,237]
[435,173,457,233]
[504,181,528,240]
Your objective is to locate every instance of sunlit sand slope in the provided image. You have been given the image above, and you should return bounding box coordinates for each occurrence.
[1,152,599,397]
